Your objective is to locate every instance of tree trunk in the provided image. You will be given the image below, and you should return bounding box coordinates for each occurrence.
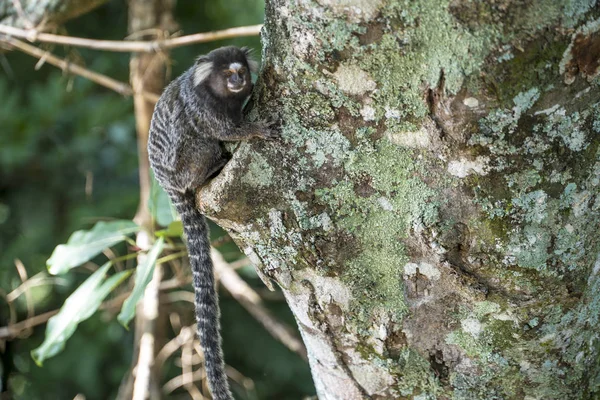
[117,1,175,399]
[200,1,600,398]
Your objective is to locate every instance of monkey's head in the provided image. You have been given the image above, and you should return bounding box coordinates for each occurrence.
[193,46,259,99]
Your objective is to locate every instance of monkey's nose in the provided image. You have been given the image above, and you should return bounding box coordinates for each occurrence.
[230,73,242,84]
[227,75,245,92]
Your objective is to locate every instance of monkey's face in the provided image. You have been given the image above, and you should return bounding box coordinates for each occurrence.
[194,46,257,100]
[206,63,251,99]
[222,62,250,94]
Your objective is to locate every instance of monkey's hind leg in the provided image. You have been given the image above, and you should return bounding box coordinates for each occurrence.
[195,157,230,212]
[206,157,229,181]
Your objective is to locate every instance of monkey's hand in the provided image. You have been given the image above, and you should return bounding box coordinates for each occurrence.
[255,120,280,140]
[222,120,280,142]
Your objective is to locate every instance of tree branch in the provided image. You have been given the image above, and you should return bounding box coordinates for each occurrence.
[0,308,58,339]
[0,276,181,340]
[1,37,159,102]
[0,23,262,52]
[211,248,308,361]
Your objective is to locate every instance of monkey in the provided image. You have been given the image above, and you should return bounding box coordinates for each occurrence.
[148,46,277,400]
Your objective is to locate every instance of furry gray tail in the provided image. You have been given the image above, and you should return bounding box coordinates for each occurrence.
[169,190,233,400]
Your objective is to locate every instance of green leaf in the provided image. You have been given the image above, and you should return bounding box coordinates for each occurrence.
[148,171,175,227]
[155,220,183,238]
[117,237,165,328]
[31,263,131,365]
[47,220,139,275]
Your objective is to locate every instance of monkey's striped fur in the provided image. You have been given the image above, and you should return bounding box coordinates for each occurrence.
[148,46,276,400]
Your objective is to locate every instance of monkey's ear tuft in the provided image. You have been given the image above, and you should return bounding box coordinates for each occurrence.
[193,57,214,86]
[241,47,259,74]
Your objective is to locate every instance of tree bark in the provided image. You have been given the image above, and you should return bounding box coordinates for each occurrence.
[128,0,175,229]
[0,0,109,28]
[200,0,600,398]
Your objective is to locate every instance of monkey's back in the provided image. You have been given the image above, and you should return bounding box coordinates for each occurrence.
[148,70,225,194]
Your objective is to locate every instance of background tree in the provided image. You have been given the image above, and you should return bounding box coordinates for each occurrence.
[0,1,313,399]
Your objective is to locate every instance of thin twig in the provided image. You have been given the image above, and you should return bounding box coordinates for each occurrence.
[13,259,34,322]
[224,365,255,393]
[163,364,252,396]
[6,273,65,303]
[103,248,125,272]
[156,251,187,266]
[0,290,16,328]
[0,309,59,339]
[0,24,262,53]
[0,286,127,339]
[2,37,159,102]
[155,325,195,371]
[0,275,189,339]
[211,248,308,361]
[164,291,195,304]
[160,276,191,291]
[228,257,251,270]
[181,335,197,395]
[163,369,205,395]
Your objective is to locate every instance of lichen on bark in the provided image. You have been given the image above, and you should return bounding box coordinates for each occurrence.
[199,0,600,398]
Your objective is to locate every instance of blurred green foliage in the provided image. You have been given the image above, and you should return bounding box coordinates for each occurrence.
[0,1,314,399]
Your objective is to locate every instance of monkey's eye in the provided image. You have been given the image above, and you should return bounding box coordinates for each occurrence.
[224,70,233,77]
[238,67,247,75]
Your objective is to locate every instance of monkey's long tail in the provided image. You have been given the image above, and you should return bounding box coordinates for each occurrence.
[170,190,233,400]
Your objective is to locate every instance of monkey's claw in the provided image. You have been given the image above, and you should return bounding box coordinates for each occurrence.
[259,120,280,140]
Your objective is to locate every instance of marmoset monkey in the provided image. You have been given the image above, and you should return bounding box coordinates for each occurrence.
[148,46,277,400]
